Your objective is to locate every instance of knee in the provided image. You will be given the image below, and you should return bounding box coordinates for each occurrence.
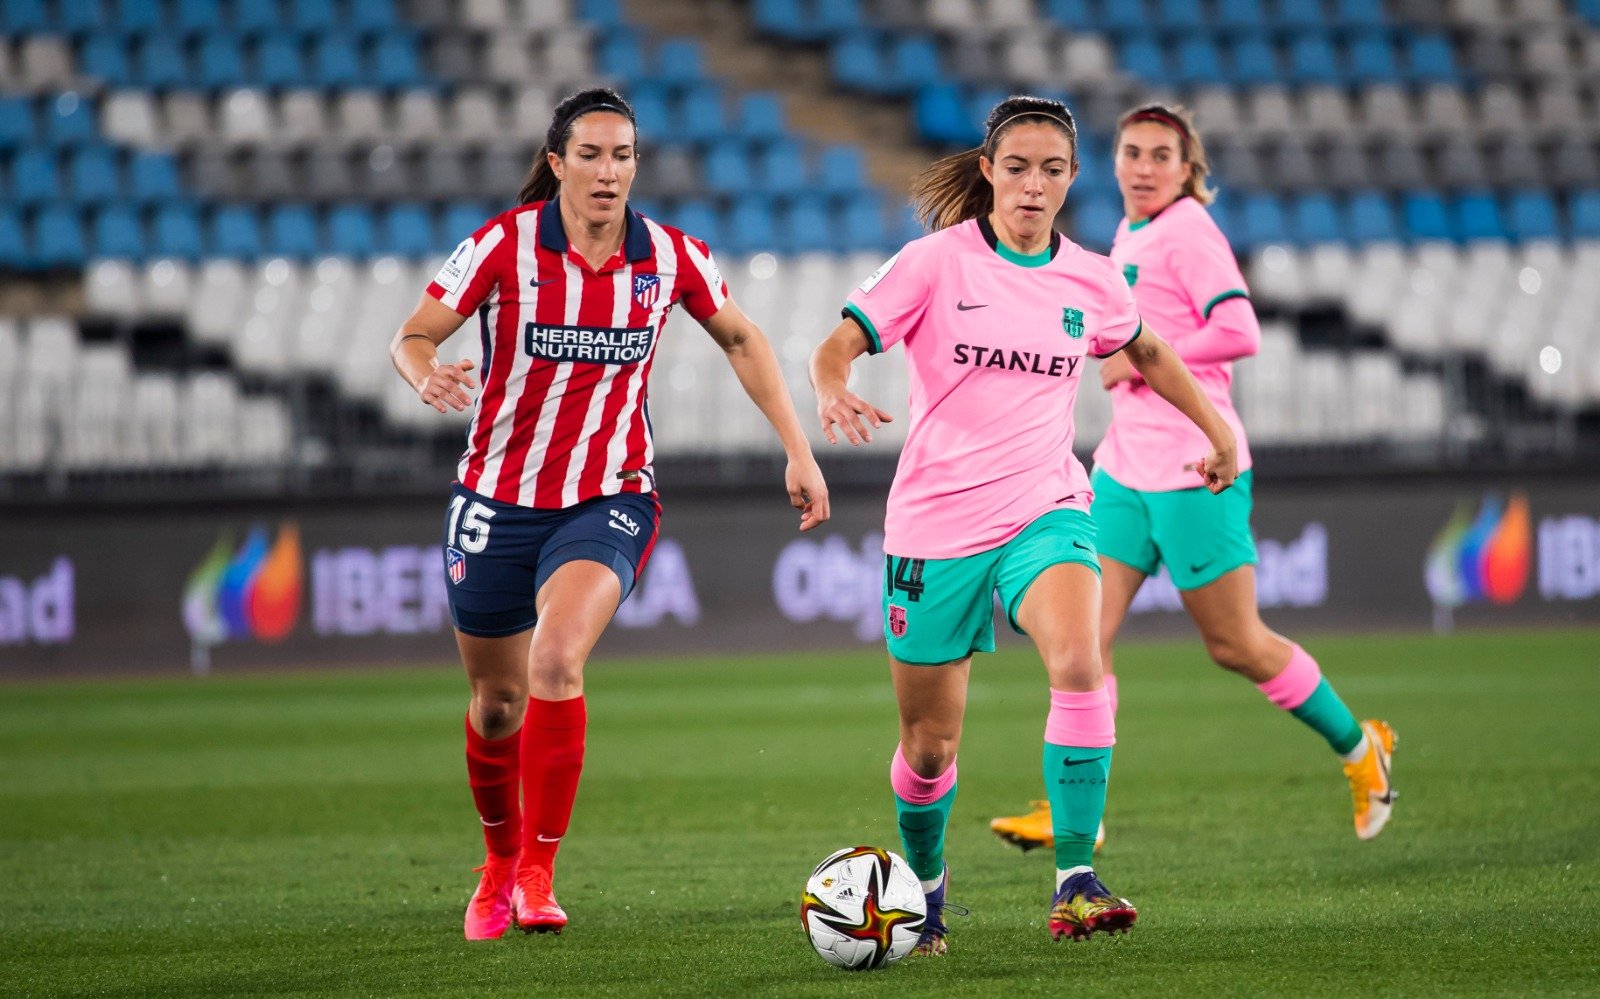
[1203,632,1265,675]
[1044,641,1101,691]
[900,724,959,777]
[530,642,586,698]
[472,684,526,737]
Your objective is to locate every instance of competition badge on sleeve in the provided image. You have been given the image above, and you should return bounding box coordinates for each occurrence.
[633,274,661,309]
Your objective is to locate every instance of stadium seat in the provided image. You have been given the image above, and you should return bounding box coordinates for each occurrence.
[267,204,319,259]
[211,205,262,258]
[127,151,180,204]
[733,92,786,143]
[1287,35,1341,85]
[817,145,867,196]
[1174,38,1225,86]
[328,205,377,257]
[440,202,492,243]
[314,37,363,87]
[630,87,671,139]
[1347,33,1399,84]
[0,208,26,269]
[1216,0,1266,29]
[256,34,307,88]
[671,200,724,251]
[90,205,143,260]
[384,203,438,257]
[914,84,972,146]
[1230,36,1281,85]
[704,144,756,196]
[113,0,161,34]
[152,204,205,259]
[173,0,223,35]
[891,35,944,94]
[1069,195,1123,252]
[288,0,337,32]
[677,84,726,144]
[1569,190,1600,240]
[1505,191,1560,242]
[371,35,423,88]
[1405,35,1458,83]
[2,0,47,33]
[136,35,190,88]
[1292,193,1341,244]
[197,35,247,89]
[233,0,282,34]
[1119,37,1167,81]
[839,192,887,250]
[578,0,627,31]
[55,0,103,34]
[1043,0,1094,30]
[34,205,88,268]
[599,34,645,81]
[1333,0,1387,28]
[44,93,97,147]
[783,200,832,254]
[1401,192,1451,242]
[1453,190,1504,242]
[348,0,398,33]
[11,148,60,204]
[0,97,33,149]
[655,39,706,87]
[759,140,807,197]
[67,146,119,205]
[1347,190,1400,242]
[1101,0,1150,35]
[727,196,779,255]
[1157,0,1206,30]
[1272,0,1325,30]
[1239,193,1291,248]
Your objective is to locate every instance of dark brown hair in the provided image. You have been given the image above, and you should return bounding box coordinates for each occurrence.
[516,87,638,205]
[908,95,1078,231]
[1114,102,1216,206]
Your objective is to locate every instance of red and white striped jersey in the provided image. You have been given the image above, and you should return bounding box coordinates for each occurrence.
[426,201,728,509]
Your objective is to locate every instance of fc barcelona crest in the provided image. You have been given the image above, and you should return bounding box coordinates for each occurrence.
[1122,263,1139,287]
[1062,307,1085,338]
[633,273,661,309]
[889,605,908,638]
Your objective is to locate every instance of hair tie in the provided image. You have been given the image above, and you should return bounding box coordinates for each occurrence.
[550,100,635,146]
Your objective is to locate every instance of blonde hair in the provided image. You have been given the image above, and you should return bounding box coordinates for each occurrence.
[1114,103,1216,206]
[909,95,1078,231]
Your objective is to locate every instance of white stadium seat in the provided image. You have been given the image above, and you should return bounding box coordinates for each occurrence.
[140,259,195,317]
[187,260,250,348]
[83,260,143,320]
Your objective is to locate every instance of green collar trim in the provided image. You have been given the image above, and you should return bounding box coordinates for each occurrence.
[1127,217,1152,232]
[993,239,1053,268]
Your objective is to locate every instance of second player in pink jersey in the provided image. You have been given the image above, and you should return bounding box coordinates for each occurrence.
[389,88,829,942]
[991,103,1397,856]
[811,95,1238,950]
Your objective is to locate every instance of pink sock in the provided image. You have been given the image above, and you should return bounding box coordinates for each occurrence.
[1256,644,1321,710]
[1103,673,1119,717]
[1044,687,1116,747]
[890,745,956,804]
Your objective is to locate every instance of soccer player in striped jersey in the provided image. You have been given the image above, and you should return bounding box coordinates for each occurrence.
[990,103,1396,854]
[389,88,830,940]
[810,96,1239,949]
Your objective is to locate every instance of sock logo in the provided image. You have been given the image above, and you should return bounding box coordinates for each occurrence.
[1059,757,1098,768]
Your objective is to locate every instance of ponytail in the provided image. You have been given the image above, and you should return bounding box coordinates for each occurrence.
[908,94,1078,231]
[516,86,637,205]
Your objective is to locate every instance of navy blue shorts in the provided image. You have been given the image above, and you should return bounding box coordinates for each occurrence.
[441,483,661,638]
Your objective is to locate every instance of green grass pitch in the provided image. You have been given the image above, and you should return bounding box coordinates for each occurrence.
[4,629,1598,997]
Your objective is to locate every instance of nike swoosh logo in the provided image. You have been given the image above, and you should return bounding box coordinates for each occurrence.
[480,818,507,827]
[956,300,988,311]
[1072,541,1093,552]
[1060,757,1098,768]
[1374,743,1395,805]
[1190,562,1212,573]
[535,834,562,843]
[530,277,557,287]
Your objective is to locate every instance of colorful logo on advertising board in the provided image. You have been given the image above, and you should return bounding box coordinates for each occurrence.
[183,525,303,645]
[1425,493,1530,609]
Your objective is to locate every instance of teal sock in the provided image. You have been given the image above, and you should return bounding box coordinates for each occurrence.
[1043,744,1112,870]
[894,785,955,883]
[1291,678,1365,755]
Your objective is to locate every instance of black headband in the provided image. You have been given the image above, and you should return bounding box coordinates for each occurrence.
[550,101,635,147]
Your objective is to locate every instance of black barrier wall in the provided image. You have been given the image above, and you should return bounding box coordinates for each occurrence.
[3,475,1598,676]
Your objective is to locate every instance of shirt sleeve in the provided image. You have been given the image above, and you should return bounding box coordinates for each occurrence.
[842,241,933,354]
[1169,220,1250,322]
[1090,264,1142,358]
[676,234,729,323]
[426,215,510,316]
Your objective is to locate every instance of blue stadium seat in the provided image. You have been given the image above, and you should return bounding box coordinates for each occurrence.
[1157,0,1205,30]
[914,84,972,146]
[1346,190,1398,242]
[1043,0,1095,30]
[783,200,832,254]
[1216,0,1266,30]
[256,34,306,88]
[816,0,862,34]
[313,37,363,87]
[45,94,98,147]
[1346,32,1398,84]
[1239,193,1291,247]
[578,0,627,31]
[0,97,35,149]
[128,152,181,203]
[328,205,377,256]
[173,0,222,34]
[384,204,437,256]
[1579,0,1600,27]
[2,0,48,33]
[113,0,160,33]
[965,87,1010,141]
[1102,0,1151,35]
[34,205,87,268]
[11,149,61,204]
[79,35,132,85]
[1331,0,1386,29]
[831,35,882,93]
[136,35,190,88]
[753,0,807,39]
[1287,34,1341,85]
[233,0,282,34]
[210,205,261,258]
[817,145,866,196]
[1453,191,1503,242]
[759,140,807,196]
[267,204,319,258]
[1229,35,1280,85]
[1404,34,1457,83]
[92,205,144,258]
[370,35,423,87]
[891,36,943,94]
[629,88,671,140]
[672,200,724,250]
[55,0,104,33]
[439,202,491,244]
[1174,38,1225,86]
[655,39,706,87]
[288,0,337,31]
[1070,195,1123,252]
[67,146,119,204]
[348,0,398,33]
[1570,191,1600,239]
[599,34,645,81]
[1401,191,1450,242]
[0,207,26,268]
[1272,0,1324,30]
[1119,37,1168,80]
[733,92,786,143]
[1291,193,1341,244]
[1207,199,1237,241]
[1072,145,1113,199]
[703,144,756,195]
[676,84,725,144]
[197,35,247,88]
[1506,190,1559,242]
[152,204,204,258]
[839,192,886,250]
[728,196,779,254]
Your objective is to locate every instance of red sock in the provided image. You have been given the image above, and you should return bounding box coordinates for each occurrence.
[520,695,587,870]
[465,715,522,858]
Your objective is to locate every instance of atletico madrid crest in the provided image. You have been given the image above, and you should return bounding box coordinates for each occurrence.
[633,273,661,309]
[446,547,466,585]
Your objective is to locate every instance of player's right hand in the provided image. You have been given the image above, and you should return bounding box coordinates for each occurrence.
[415,358,478,413]
[818,391,893,446]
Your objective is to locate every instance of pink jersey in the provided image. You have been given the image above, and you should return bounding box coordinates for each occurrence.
[1095,196,1254,492]
[846,218,1142,559]
[427,201,726,509]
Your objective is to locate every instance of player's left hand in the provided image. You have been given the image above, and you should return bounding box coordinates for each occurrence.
[787,454,831,532]
[1099,351,1144,389]
[1195,444,1238,494]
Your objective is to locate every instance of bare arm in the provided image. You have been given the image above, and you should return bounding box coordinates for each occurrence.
[1120,327,1238,493]
[1101,298,1260,389]
[808,318,894,446]
[702,300,830,531]
[388,294,478,413]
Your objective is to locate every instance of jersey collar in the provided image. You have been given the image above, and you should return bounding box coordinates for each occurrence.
[537,199,653,272]
[1127,194,1188,232]
[976,215,1060,268]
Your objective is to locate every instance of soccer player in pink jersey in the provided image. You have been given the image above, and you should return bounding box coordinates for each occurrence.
[991,103,1396,854]
[388,88,830,940]
[810,96,1240,949]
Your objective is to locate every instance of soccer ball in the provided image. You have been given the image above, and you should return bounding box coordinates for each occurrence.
[801,846,926,970]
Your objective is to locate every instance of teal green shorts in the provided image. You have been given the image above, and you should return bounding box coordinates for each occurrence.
[883,509,1100,666]
[1090,467,1258,591]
